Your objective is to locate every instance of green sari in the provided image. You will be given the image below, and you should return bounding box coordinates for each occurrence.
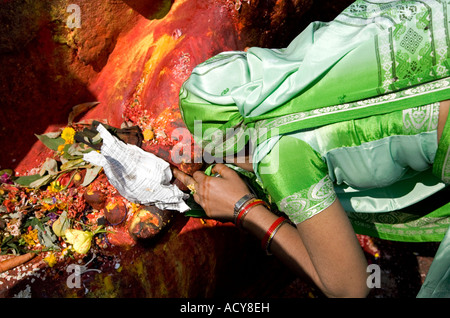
[179,0,450,297]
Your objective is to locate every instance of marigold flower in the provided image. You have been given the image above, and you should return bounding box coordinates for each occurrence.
[143,128,154,141]
[61,127,76,144]
[65,229,93,254]
[44,253,58,267]
[47,180,63,193]
[21,229,39,246]
[57,144,65,154]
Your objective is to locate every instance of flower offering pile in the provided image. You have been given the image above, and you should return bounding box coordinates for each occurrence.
[0,119,174,277]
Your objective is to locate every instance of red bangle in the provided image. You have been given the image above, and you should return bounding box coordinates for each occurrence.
[261,216,287,255]
[235,199,266,227]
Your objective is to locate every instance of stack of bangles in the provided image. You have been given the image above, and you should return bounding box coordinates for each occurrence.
[233,193,291,255]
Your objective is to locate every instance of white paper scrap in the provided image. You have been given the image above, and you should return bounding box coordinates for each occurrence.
[83,124,190,212]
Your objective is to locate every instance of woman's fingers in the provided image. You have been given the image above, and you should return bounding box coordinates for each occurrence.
[173,168,197,189]
[173,168,211,196]
[173,168,201,203]
[211,163,237,179]
[192,169,208,183]
[175,164,236,184]
[172,168,188,184]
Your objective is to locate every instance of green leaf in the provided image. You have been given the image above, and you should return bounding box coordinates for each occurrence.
[35,134,65,151]
[23,216,56,249]
[37,224,59,249]
[81,165,102,187]
[61,144,83,161]
[66,143,88,157]
[29,174,55,188]
[91,133,102,144]
[60,158,85,171]
[183,196,207,218]
[41,131,62,139]
[39,158,59,176]
[68,101,100,125]
[24,216,50,232]
[0,235,20,255]
[15,174,42,187]
[52,211,70,237]
[0,169,13,177]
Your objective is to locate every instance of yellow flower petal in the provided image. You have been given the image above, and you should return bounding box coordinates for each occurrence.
[57,144,65,153]
[44,253,58,268]
[65,229,93,254]
[143,128,154,141]
[61,127,76,144]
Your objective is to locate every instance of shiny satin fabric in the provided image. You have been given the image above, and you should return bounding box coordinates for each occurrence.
[255,104,450,240]
[179,0,450,157]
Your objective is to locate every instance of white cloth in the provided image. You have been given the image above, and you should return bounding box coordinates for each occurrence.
[83,124,190,212]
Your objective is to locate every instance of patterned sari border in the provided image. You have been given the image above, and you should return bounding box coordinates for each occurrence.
[255,77,450,133]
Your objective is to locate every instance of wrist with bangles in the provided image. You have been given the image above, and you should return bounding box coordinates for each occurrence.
[233,193,291,255]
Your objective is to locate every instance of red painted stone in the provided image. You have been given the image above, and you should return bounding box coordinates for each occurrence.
[103,196,128,226]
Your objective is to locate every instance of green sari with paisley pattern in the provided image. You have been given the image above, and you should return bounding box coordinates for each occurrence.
[179,0,450,297]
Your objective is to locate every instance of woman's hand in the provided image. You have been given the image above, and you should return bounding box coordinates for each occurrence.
[173,163,252,222]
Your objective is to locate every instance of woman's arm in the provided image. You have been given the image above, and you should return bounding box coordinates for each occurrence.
[267,200,370,298]
[173,164,369,298]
